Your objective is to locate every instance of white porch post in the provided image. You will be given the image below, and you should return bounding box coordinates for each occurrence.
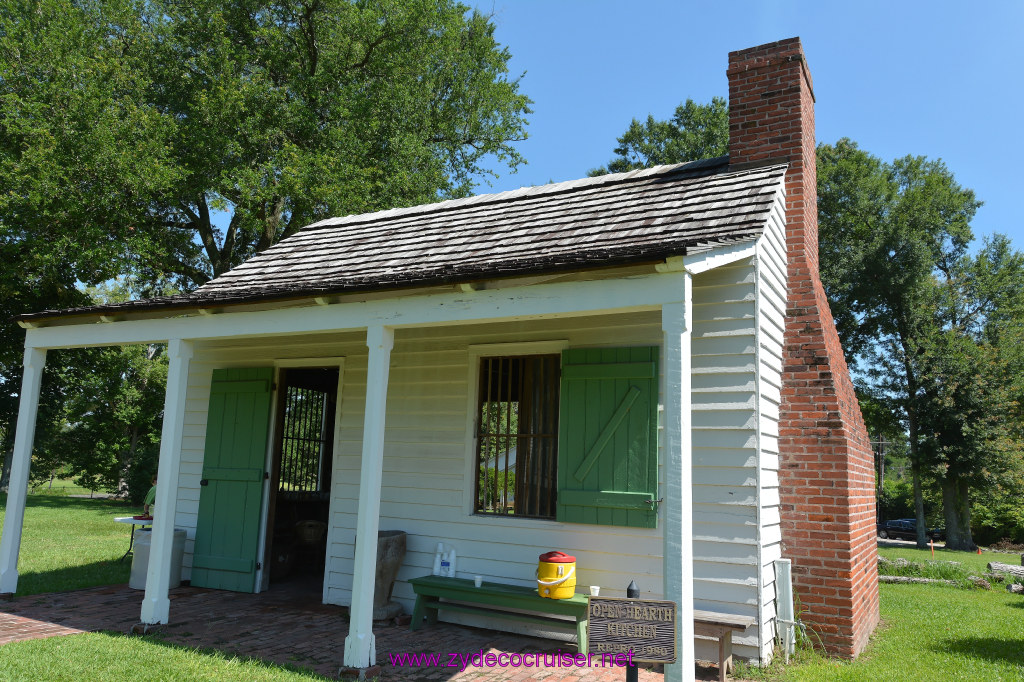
[141,339,193,624]
[662,275,695,682]
[344,325,394,668]
[0,347,47,595]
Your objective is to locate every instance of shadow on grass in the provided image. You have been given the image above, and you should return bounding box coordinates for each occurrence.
[134,631,335,679]
[934,636,1024,668]
[0,491,134,512]
[20,495,132,512]
[16,559,130,598]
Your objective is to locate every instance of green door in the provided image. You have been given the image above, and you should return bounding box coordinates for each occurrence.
[191,368,274,592]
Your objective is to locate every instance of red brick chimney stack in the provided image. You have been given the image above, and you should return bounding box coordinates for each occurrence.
[727,37,880,658]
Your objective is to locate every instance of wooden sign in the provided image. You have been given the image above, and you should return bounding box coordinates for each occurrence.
[586,596,677,663]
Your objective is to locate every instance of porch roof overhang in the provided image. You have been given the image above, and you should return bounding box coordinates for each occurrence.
[20,239,759,350]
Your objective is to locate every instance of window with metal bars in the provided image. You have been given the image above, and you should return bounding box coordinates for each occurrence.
[278,370,336,496]
[474,355,560,519]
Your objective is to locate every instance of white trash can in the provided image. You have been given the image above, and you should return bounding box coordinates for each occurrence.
[129,528,187,590]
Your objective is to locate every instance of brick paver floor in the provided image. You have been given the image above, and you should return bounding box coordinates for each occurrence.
[0,582,721,680]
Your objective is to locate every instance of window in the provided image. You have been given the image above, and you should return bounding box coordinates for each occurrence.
[473,355,561,519]
[470,345,660,528]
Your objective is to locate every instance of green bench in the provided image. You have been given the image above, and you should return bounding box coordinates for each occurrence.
[410,575,756,681]
[409,575,589,651]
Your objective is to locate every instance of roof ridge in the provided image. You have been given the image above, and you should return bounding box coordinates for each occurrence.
[301,156,733,232]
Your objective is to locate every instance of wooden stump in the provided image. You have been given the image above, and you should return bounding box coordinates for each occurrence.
[1007,583,1024,595]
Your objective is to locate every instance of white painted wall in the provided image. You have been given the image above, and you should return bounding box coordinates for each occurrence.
[170,257,781,662]
[751,193,790,662]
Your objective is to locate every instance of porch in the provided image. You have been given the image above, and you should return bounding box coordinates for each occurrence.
[0,582,725,680]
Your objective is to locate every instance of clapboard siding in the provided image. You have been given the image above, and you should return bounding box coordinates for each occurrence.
[687,257,764,657]
[168,266,777,660]
[751,191,789,661]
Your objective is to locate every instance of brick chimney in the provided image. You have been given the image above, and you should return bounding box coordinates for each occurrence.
[727,38,879,657]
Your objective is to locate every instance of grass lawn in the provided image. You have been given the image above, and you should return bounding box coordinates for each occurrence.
[737,545,1024,681]
[0,491,137,595]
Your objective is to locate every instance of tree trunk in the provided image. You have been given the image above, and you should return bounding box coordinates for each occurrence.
[911,460,928,548]
[941,475,968,550]
[879,575,955,586]
[0,445,13,491]
[907,407,928,549]
[941,474,977,551]
[957,478,975,550]
[988,562,1024,579]
[905,346,929,548]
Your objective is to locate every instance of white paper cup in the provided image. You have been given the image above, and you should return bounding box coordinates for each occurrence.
[590,585,600,596]
[474,575,483,588]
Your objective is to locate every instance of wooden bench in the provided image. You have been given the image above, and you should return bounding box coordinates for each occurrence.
[409,575,589,651]
[694,609,757,682]
[410,576,755,681]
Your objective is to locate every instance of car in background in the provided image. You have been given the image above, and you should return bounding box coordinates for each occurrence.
[877,518,945,541]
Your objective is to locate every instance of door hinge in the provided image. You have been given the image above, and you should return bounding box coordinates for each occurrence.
[256,562,262,570]
[264,471,270,480]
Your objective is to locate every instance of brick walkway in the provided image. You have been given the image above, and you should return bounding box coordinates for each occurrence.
[0,582,721,680]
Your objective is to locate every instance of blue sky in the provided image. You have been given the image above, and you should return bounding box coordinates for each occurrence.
[473,1,1024,252]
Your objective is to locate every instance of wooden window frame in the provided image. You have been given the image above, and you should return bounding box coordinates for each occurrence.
[463,341,568,522]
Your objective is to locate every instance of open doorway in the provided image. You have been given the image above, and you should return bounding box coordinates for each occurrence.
[264,367,339,589]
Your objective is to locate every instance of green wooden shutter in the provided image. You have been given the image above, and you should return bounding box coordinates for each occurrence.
[557,347,659,528]
[191,367,274,592]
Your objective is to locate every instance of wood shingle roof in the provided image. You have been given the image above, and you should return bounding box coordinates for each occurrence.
[19,157,786,321]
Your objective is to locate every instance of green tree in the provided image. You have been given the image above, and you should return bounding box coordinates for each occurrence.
[817,140,978,547]
[588,97,728,176]
[815,141,1024,550]
[0,0,186,487]
[136,0,531,284]
[913,237,1024,548]
[4,0,531,288]
[32,344,168,502]
[1,0,531,489]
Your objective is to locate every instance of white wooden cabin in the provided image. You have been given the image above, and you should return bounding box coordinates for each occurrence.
[3,157,790,679]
